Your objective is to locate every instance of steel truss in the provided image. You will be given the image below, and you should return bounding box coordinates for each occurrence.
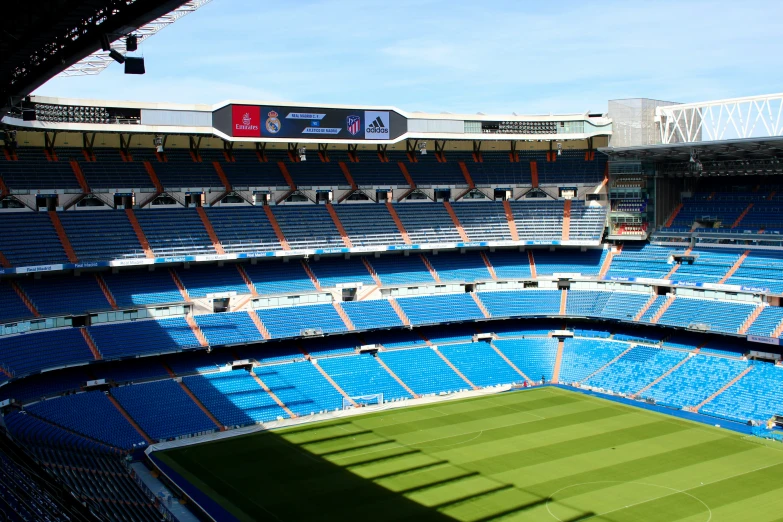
[656,93,783,144]
[59,0,212,77]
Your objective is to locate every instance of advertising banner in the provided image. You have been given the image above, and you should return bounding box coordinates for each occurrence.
[223,104,404,140]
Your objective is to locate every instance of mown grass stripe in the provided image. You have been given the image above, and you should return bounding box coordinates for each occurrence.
[523,436,757,500]
[462,419,689,474]
[367,393,582,437]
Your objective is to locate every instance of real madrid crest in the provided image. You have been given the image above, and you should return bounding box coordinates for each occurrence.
[266,111,281,134]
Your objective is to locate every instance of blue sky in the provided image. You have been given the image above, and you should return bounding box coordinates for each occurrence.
[35,0,783,115]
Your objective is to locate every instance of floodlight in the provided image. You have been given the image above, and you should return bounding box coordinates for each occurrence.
[419,141,427,155]
[109,49,125,64]
[298,147,307,162]
[126,35,138,52]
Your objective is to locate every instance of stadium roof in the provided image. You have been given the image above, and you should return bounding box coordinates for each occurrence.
[602,136,783,163]
[0,0,197,110]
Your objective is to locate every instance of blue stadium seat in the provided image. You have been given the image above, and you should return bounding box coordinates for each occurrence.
[102,269,184,307]
[205,206,283,254]
[176,264,248,298]
[88,317,201,358]
[378,347,469,396]
[194,312,264,346]
[492,339,558,383]
[254,362,344,416]
[397,293,484,325]
[317,354,411,401]
[255,303,348,338]
[110,380,217,440]
[184,370,288,427]
[438,342,523,387]
[26,391,144,450]
[341,300,403,330]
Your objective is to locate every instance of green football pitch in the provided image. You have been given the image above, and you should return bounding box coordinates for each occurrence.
[157,387,783,521]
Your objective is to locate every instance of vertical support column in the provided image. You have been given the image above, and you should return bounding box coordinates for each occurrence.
[248,310,272,339]
[94,274,118,310]
[650,295,676,324]
[386,202,412,244]
[237,265,259,296]
[562,200,571,241]
[471,293,491,318]
[185,315,209,347]
[362,257,382,287]
[325,203,353,248]
[333,301,355,331]
[196,207,226,255]
[69,160,90,194]
[338,161,357,191]
[551,340,565,383]
[530,160,539,188]
[301,260,322,291]
[389,298,410,326]
[80,328,102,360]
[598,244,622,279]
[263,206,291,250]
[503,200,519,241]
[125,209,155,258]
[9,281,39,317]
[170,269,191,302]
[213,161,232,192]
[443,201,470,242]
[480,251,498,280]
[458,161,475,188]
[143,160,164,193]
[420,254,441,283]
[528,250,537,279]
[48,211,78,263]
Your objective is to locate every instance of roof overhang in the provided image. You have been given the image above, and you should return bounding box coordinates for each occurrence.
[601,136,783,163]
[0,0,195,111]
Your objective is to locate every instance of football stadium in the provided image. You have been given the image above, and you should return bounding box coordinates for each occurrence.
[2,2,783,521]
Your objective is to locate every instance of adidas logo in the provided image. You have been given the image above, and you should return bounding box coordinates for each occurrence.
[366,116,389,134]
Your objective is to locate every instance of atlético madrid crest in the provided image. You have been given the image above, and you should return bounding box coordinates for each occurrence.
[346,115,361,136]
[266,111,281,134]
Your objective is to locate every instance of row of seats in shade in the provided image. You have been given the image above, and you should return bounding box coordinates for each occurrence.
[0,201,606,266]
[0,288,775,381]
[0,247,612,323]
[15,336,783,450]
[4,408,162,522]
[14,339,557,446]
[0,445,71,522]
[605,244,783,295]
[661,189,783,232]
[0,148,606,190]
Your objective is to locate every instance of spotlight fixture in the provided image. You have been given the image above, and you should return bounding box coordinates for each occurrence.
[126,34,138,52]
[557,142,562,156]
[154,136,164,153]
[418,141,427,155]
[109,49,125,64]
[298,147,307,162]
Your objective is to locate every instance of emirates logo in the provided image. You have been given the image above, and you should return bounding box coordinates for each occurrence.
[235,109,259,132]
